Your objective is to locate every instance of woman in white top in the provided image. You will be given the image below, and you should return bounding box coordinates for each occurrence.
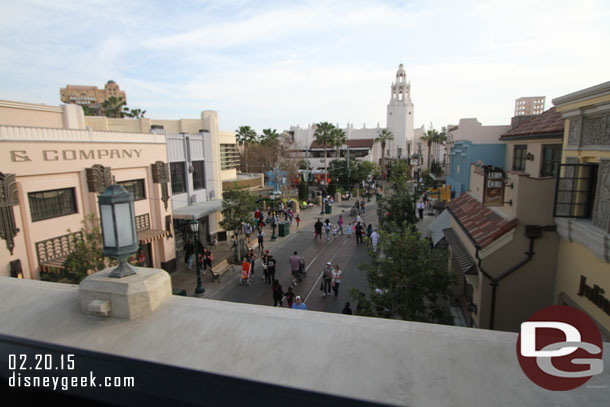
[331,265,343,299]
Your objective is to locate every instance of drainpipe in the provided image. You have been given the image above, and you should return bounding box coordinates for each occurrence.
[475,225,544,330]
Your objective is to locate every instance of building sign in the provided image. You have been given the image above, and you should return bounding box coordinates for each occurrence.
[10,149,142,163]
[483,166,505,206]
[578,275,610,317]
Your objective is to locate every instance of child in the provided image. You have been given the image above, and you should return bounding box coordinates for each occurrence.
[346,222,352,237]
[295,214,300,228]
[285,286,296,308]
[332,225,338,238]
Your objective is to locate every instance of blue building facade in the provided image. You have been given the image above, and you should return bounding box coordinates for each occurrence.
[446,141,506,197]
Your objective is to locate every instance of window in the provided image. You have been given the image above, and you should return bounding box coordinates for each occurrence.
[170,162,186,194]
[513,145,527,171]
[29,188,77,222]
[118,179,146,201]
[220,144,240,170]
[192,161,206,190]
[540,144,562,177]
[553,163,598,219]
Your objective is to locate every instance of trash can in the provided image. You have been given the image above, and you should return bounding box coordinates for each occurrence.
[278,222,287,237]
[325,203,332,214]
[284,221,290,235]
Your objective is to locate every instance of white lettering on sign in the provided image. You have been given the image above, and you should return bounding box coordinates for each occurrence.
[9,149,144,162]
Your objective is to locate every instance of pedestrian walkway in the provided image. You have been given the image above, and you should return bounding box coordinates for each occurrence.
[169,194,372,297]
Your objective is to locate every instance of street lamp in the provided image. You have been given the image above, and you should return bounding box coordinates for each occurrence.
[98,184,139,278]
[190,219,205,295]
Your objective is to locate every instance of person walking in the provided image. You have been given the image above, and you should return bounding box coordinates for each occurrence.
[257,229,265,251]
[203,248,214,271]
[243,222,252,244]
[342,302,353,315]
[321,261,332,297]
[266,255,276,285]
[289,251,302,286]
[331,265,343,299]
[183,239,195,270]
[272,279,284,307]
[355,222,363,245]
[295,214,301,229]
[337,215,344,235]
[285,286,296,308]
[367,223,373,239]
[346,222,352,238]
[324,219,332,240]
[371,228,380,252]
[417,200,425,221]
[314,218,323,240]
[247,248,256,277]
[241,258,252,285]
[360,199,366,214]
[291,296,307,310]
[261,250,269,281]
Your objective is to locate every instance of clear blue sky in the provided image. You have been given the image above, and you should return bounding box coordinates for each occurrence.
[1,0,609,134]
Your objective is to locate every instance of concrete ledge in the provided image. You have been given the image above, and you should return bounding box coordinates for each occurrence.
[79,267,171,319]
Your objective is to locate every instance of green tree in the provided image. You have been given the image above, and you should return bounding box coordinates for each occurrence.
[236,126,258,146]
[123,107,146,118]
[357,225,454,322]
[313,122,335,186]
[101,96,127,118]
[330,127,347,158]
[220,185,257,260]
[375,129,394,177]
[260,128,280,146]
[40,215,115,284]
[378,160,417,228]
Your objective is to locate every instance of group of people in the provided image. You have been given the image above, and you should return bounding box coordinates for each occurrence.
[183,239,214,272]
[320,261,343,298]
[313,217,346,240]
[241,248,277,285]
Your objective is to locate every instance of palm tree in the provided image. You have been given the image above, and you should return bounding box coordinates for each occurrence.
[375,129,394,177]
[313,122,335,186]
[330,127,347,158]
[260,128,280,146]
[123,107,146,118]
[101,96,127,118]
[420,124,440,169]
[236,126,258,146]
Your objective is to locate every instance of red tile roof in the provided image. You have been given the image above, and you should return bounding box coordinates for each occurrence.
[501,108,564,138]
[447,193,517,249]
[310,139,375,149]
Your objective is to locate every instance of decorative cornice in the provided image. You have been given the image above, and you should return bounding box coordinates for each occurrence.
[552,81,610,107]
[0,125,166,144]
[555,218,610,263]
[0,100,64,113]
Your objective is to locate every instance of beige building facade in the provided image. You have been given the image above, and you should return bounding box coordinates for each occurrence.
[552,81,610,340]
[514,96,545,116]
[0,100,175,280]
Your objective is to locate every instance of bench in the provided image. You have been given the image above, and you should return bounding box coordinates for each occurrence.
[210,259,234,283]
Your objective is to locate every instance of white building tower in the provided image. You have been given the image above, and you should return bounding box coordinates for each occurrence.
[386,64,414,159]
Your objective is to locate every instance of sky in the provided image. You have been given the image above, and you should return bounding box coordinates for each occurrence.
[1,0,609,134]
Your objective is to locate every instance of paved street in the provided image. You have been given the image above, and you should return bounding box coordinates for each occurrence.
[207,199,380,313]
[170,193,438,314]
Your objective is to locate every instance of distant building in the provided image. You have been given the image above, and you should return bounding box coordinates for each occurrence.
[514,96,545,116]
[288,63,416,164]
[445,119,510,197]
[60,80,127,107]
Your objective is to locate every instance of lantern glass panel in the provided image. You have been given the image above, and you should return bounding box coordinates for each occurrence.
[100,204,116,247]
[115,202,135,247]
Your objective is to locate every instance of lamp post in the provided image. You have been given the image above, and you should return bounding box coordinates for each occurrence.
[98,184,139,278]
[190,219,205,296]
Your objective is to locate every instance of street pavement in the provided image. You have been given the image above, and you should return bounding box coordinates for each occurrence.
[171,193,438,315]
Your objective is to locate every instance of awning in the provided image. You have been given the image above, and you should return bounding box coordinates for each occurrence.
[443,228,477,275]
[138,229,170,244]
[428,210,450,246]
[172,199,223,220]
